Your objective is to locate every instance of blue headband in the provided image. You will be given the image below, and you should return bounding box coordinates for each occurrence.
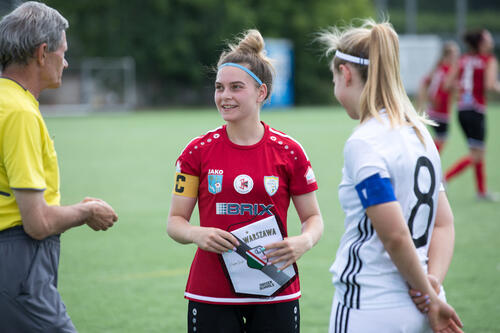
[218,62,263,86]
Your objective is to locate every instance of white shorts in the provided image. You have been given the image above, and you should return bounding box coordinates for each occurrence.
[328,290,446,333]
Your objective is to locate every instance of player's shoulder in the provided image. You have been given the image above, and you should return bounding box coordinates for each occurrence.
[345,114,401,159]
[179,126,224,155]
[267,125,303,149]
[267,124,311,160]
[440,63,451,72]
[432,63,449,76]
[351,115,389,141]
[482,53,496,63]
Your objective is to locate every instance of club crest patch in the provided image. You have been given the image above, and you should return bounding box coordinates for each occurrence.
[264,176,279,196]
[234,174,253,194]
[304,166,316,185]
[208,169,223,194]
[245,245,267,270]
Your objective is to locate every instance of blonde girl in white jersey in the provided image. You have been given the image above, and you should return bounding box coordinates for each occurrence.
[318,19,463,333]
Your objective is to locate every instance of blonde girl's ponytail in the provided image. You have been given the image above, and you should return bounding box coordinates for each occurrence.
[359,20,429,145]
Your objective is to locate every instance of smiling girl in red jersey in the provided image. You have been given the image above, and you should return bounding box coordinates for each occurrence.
[167,29,324,332]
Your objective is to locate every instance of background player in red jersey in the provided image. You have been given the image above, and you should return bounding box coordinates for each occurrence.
[167,29,324,332]
[444,29,500,200]
[417,41,460,153]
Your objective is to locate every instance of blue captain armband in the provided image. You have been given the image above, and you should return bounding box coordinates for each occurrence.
[355,173,396,209]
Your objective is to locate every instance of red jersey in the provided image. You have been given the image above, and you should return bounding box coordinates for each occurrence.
[458,53,493,113]
[424,63,452,122]
[176,122,318,304]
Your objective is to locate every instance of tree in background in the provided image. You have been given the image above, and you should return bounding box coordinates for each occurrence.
[43,0,372,106]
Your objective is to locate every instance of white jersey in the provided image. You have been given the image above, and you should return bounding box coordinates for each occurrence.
[331,111,442,310]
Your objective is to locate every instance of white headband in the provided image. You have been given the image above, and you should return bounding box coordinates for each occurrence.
[335,50,369,65]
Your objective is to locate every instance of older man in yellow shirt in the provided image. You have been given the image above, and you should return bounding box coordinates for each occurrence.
[0,2,118,331]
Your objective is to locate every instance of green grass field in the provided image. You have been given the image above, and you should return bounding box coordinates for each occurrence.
[45,105,500,332]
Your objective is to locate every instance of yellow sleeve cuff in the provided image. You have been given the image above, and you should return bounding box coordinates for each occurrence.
[173,172,199,198]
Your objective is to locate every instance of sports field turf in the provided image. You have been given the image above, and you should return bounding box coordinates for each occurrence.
[45,105,500,332]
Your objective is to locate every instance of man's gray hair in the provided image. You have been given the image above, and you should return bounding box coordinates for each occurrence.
[0,1,68,70]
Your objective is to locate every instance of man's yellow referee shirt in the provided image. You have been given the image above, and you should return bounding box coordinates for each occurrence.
[0,78,60,231]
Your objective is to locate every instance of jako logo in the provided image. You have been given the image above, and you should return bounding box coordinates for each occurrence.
[216,203,273,215]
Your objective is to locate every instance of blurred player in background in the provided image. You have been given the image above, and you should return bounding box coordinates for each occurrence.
[167,29,323,332]
[444,29,500,200]
[417,41,460,153]
[0,2,118,331]
[318,19,463,332]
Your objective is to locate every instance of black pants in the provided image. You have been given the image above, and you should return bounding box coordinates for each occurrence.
[458,109,485,147]
[188,299,300,333]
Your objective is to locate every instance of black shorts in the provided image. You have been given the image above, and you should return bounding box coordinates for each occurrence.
[431,121,449,140]
[458,109,485,148]
[0,226,76,332]
[188,299,300,333]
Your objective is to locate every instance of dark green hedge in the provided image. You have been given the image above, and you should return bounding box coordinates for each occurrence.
[44,0,373,106]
